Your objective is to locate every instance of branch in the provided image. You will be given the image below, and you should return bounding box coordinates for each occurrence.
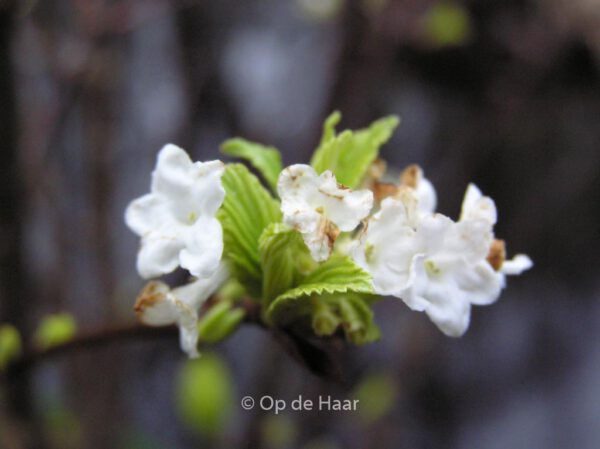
[2,298,344,384]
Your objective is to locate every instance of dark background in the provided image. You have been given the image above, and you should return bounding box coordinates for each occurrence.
[1,0,599,448]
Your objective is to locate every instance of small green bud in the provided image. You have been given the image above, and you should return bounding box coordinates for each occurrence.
[422,2,472,48]
[260,414,298,449]
[217,279,246,302]
[352,373,397,424]
[176,354,234,438]
[311,301,340,337]
[34,313,77,350]
[0,324,22,369]
[197,302,245,344]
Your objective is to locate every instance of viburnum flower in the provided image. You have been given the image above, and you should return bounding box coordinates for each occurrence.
[352,182,532,337]
[278,164,373,261]
[398,213,499,336]
[351,196,418,296]
[460,183,533,282]
[134,265,227,357]
[125,144,225,279]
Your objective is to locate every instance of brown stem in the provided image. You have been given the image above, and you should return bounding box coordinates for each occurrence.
[2,298,343,385]
[4,324,178,379]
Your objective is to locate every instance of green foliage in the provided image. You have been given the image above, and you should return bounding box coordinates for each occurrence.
[34,313,77,350]
[266,256,373,327]
[217,278,246,302]
[352,373,398,424]
[176,353,234,438]
[259,223,312,306]
[221,138,283,192]
[312,294,380,344]
[197,302,245,344]
[218,163,282,296]
[422,2,472,47]
[310,111,400,188]
[311,300,342,337]
[260,414,298,449]
[0,324,21,369]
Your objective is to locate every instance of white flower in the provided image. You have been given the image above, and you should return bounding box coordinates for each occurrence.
[460,183,497,225]
[351,196,419,296]
[399,214,499,336]
[125,144,225,279]
[352,182,532,337]
[278,164,373,262]
[401,185,532,336]
[134,265,228,357]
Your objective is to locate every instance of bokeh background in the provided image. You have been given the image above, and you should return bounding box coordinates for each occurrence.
[1,0,599,448]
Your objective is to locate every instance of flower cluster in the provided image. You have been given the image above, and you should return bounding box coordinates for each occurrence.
[350,173,531,336]
[126,145,228,356]
[125,112,532,357]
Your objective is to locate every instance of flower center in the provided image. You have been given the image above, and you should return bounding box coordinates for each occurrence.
[187,211,198,224]
[365,242,376,263]
[424,259,441,277]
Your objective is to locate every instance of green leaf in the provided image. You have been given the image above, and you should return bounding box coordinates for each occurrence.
[218,164,282,296]
[335,294,380,344]
[221,138,283,192]
[34,313,77,350]
[176,353,234,438]
[318,110,342,147]
[311,293,380,344]
[266,256,373,324]
[259,223,312,306]
[0,324,21,369]
[310,112,400,188]
[197,302,245,344]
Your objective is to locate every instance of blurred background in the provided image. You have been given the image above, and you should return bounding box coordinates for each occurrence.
[1,0,599,448]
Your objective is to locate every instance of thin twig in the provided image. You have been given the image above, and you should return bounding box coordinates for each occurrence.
[2,297,344,385]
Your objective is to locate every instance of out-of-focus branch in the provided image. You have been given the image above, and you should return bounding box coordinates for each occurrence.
[3,298,344,384]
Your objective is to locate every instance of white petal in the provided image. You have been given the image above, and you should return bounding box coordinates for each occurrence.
[151,144,225,224]
[151,144,195,200]
[177,318,200,358]
[125,193,169,236]
[134,281,179,326]
[134,280,199,358]
[453,260,502,306]
[425,293,472,337]
[316,171,373,231]
[189,160,226,216]
[136,229,183,279]
[278,164,373,262]
[416,213,455,253]
[460,183,497,225]
[446,219,494,264]
[352,198,419,296]
[502,254,533,275]
[179,216,224,278]
[402,260,472,336]
[302,218,336,262]
[172,263,229,311]
[416,176,437,214]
